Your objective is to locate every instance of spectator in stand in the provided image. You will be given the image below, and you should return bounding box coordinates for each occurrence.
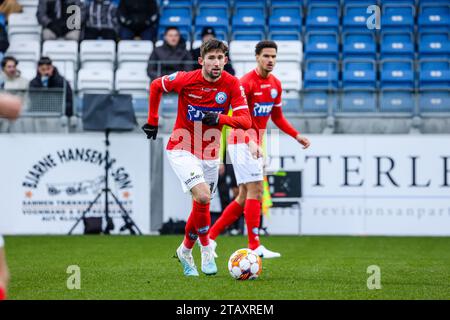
[37,0,85,41]
[83,0,119,41]
[147,26,192,80]
[0,0,22,19]
[29,57,73,117]
[118,0,158,42]
[191,27,235,76]
[0,17,8,53]
[0,56,28,90]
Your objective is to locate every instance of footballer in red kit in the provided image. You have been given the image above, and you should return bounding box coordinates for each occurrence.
[0,93,21,300]
[143,39,251,276]
[209,41,311,258]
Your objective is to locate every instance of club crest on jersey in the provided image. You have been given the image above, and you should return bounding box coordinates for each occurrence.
[187,105,224,121]
[271,88,278,99]
[168,72,178,81]
[253,102,274,117]
[215,92,227,104]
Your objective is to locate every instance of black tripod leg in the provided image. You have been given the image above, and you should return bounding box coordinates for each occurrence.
[68,191,103,235]
[108,190,143,235]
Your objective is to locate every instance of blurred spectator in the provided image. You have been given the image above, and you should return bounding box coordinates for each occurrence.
[0,0,22,19]
[118,0,158,42]
[83,0,118,41]
[147,26,192,80]
[191,27,235,76]
[37,0,85,41]
[0,56,28,90]
[0,16,8,53]
[29,57,73,117]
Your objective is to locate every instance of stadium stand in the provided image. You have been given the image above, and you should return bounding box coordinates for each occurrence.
[1,0,449,134]
[7,12,42,42]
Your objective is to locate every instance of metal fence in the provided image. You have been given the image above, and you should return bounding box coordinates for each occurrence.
[0,88,69,133]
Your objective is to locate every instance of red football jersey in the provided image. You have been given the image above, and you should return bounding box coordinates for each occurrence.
[228,68,299,145]
[148,69,249,159]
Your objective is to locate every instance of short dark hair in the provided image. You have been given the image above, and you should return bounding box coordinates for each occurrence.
[164,26,180,35]
[200,39,228,58]
[38,56,53,66]
[1,56,18,69]
[255,41,278,55]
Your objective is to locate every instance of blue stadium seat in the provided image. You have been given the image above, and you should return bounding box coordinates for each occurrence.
[383,0,415,4]
[269,31,301,41]
[303,90,338,113]
[380,59,415,89]
[342,59,377,89]
[195,7,229,39]
[381,4,415,32]
[194,28,227,41]
[270,0,303,7]
[341,90,377,112]
[418,3,450,32]
[419,0,450,4]
[197,0,228,8]
[161,0,192,7]
[380,32,415,60]
[343,5,375,32]
[380,89,415,113]
[304,59,339,90]
[342,32,377,59]
[419,59,450,89]
[419,89,450,113]
[343,0,377,3]
[234,0,266,9]
[231,31,265,41]
[269,6,302,36]
[418,32,450,59]
[306,4,340,33]
[306,0,340,5]
[232,6,266,38]
[158,7,192,40]
[304,32,339,60]
[0,13,5,27]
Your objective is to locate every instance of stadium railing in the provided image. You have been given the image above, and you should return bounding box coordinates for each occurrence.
[0,88,69,133]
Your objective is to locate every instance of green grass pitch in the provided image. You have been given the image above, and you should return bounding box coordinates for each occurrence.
[4,235,450,300]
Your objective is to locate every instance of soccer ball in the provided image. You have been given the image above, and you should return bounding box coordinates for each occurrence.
[228,248,262,280]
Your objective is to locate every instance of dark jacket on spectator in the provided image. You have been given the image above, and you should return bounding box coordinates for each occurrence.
[118,0,158,34]
[29,67,73,117]
[190,47,236,76]
[37,0,86,37]
[147,39,193,80]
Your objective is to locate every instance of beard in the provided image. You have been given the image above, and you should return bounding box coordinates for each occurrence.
[207,68,222,79]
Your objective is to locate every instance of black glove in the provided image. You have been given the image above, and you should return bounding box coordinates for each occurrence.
[142,123,158,140]
[202,112,220,126]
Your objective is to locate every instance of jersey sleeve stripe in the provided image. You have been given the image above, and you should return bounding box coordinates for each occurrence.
[232,105,248,111]
[274,103,283,107]
[161,76,169,93]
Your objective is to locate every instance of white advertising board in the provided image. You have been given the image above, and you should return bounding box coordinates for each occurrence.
[0,133,150,235]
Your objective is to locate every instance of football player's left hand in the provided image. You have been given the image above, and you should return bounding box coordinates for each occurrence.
[142,123,158,140]
[296,134,311,149]
[202,112,220,126]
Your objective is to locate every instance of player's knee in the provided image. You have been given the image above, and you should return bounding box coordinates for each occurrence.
[194,192,211,205]
[247,183,263,201]
[235,194,246,207]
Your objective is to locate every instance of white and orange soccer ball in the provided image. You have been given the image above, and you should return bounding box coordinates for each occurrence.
[228,248,262,280]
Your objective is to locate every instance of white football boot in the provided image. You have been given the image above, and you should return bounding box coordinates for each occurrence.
[175,244,199,277]
[200,244,218,275]
[197,238,218,258]
[253,245,281,259]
